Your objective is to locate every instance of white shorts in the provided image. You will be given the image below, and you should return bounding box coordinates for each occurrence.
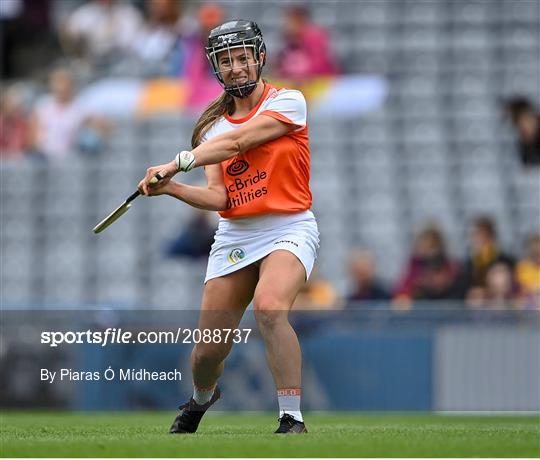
[205,210,320,283]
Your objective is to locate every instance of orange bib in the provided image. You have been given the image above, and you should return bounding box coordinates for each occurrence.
[212,85,312,218]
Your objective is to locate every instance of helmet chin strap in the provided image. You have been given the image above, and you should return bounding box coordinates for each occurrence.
[224,80,258,98]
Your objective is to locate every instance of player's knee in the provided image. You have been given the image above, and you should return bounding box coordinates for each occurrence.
[254,310,282,333]
[253,289,290,310]
[253,301,288,332]
[191,344,227,368]
[253,287,291,331]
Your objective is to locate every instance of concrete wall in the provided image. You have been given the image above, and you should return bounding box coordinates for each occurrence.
[434,326,540,411]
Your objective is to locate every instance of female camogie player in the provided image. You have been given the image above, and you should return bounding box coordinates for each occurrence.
[138,20,319,434]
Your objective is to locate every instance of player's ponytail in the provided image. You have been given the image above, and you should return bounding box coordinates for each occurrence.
[191,92,235,148]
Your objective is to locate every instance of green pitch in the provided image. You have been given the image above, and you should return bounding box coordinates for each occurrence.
[1,412,539,457]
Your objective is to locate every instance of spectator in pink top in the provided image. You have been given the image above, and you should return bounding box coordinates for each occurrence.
[30,68,110,160]
[171,3,225,110]
[30,68,86,160]
[393,224,461,308]
[275,5,339,81]
[0,84,31,158]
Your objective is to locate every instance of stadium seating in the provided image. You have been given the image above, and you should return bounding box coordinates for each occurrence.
[1,0,539,307]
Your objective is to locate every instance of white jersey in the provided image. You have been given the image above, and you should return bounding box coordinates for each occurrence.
[203,85,307,141]
[34,96,87,160]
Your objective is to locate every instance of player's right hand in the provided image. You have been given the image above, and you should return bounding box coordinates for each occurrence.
[138,160,177,196]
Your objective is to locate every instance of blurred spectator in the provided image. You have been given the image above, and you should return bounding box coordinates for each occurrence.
[61,0,142,63]
[458,216,515,299]
[30,68,109,160]
[515,234,540,309]
[466,262,517,310]
[1,0,59,78]
[0,84,31,158]
[132,0,183,63]
[345,249,390,305]
[293,267,339,310]
[275,5,339,81]
[502,96,540,167]
[170,3,224,109]
[393,224,460,308]
[164,209,217,259]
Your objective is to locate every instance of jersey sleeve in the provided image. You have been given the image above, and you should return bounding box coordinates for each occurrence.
[200,116,225,144]
[259,90,307,129]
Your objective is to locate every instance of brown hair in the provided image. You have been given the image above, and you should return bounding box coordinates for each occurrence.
[191,92,235,148]
[502,96,536,124]
[416,224,448,256]
[472,215,496,239]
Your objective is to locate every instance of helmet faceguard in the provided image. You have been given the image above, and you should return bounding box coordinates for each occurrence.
[205,20,266,98]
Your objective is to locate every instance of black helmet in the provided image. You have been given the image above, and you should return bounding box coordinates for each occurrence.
[205,19,266,98]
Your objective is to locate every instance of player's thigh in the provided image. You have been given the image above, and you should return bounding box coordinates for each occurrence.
[200,263,259,325]
[254,250,306,312]
[195,264,259,358]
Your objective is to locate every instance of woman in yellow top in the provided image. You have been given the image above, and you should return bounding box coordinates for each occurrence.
[515,234,540,309]
[138,20,319,434]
